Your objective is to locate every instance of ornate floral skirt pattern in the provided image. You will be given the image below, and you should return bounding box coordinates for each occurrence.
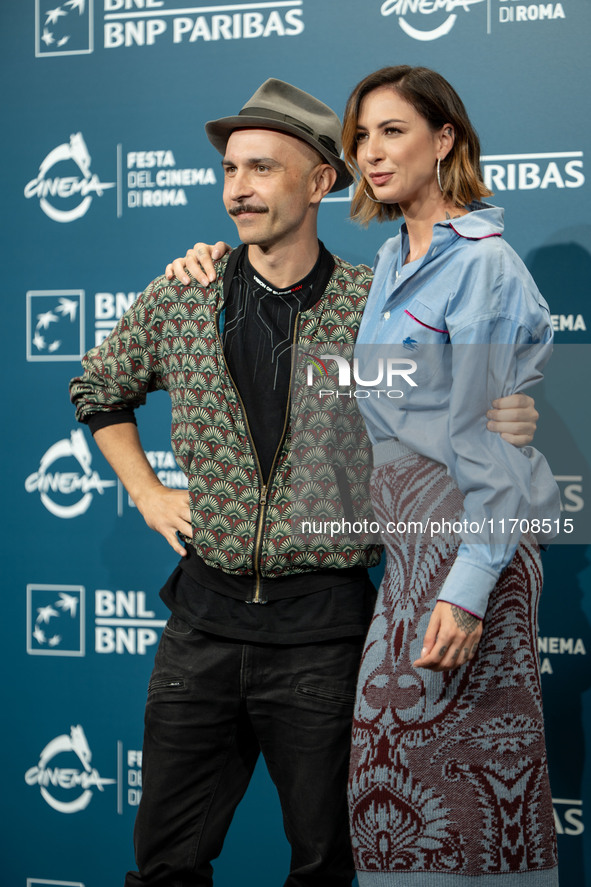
[349,452,558,886]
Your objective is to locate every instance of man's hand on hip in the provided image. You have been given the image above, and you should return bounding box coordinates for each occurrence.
[93,423,191,556]
[134,485,192,557]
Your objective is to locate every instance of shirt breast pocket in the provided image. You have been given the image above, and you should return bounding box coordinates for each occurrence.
[396,298,450,385]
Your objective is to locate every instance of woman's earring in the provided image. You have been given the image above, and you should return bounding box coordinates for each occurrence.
[436,158,443,193]
[364,187,381,204]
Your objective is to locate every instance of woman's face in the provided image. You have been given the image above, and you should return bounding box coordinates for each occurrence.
[355,86,445,212]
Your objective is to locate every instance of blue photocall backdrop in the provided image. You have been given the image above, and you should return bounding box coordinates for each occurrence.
[1,1,590,885]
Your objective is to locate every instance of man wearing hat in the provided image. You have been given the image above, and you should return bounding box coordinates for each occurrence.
[70,79,536,887]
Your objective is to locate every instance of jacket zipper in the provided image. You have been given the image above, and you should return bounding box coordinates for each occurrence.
[215,312,300,603]
[250,313,301,602]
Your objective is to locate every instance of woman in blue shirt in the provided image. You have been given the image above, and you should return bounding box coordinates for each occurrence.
[341,66,559,885]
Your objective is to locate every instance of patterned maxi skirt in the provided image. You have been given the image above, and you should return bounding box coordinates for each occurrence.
[348,450,559,886]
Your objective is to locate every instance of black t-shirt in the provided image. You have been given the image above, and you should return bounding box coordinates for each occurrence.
[221,243,334,481]
[161,559,377,645]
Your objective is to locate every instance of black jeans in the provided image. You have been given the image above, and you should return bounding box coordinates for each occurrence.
[124,616,364,887]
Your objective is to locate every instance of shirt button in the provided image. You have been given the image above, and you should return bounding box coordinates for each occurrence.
[383,311,391,320]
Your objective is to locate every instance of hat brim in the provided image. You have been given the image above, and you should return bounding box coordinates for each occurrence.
[205,114,353,193]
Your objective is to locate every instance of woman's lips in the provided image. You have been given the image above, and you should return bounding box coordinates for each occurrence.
[369,172,393,187]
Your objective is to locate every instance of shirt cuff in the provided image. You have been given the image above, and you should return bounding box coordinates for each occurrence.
[436,557,499,620]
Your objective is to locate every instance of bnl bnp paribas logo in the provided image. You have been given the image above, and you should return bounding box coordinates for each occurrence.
[35,0,93,57]
[26,584,166,657]
[26,291,84,361]
[36,0,305,53]
[27,585,85,657]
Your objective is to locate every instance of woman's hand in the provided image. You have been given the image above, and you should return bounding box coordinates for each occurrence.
[413,601,482,671]
[487,392,538,446]
[165,241,232,286]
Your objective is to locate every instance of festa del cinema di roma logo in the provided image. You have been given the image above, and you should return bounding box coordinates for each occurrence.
[25,725,116,813]
[380,0,565,40]
[380,0,486,40]
[24,132,115,222]
[25,429,116,518]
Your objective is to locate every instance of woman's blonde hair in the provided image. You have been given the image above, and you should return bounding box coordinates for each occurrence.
[342,65,492,225]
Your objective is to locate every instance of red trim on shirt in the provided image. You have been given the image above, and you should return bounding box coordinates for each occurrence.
[404,309,447,334]
[448,223,503,241]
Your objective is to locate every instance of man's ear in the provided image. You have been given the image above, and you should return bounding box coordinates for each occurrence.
[311,164,338,203]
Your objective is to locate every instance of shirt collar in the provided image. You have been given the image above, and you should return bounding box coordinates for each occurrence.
[436,200,504,240]
[396,200,504,268]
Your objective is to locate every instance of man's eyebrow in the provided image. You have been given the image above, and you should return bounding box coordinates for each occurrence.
[221,157,282,168]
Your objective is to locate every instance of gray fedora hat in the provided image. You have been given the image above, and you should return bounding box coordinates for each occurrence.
[205,78,352,193]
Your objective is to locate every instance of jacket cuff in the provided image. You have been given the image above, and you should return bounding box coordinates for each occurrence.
[85,408,137,435]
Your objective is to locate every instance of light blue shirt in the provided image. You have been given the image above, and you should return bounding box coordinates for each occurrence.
[355,201,561,618]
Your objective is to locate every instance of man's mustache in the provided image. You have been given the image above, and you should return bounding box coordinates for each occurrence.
[229,204,269,217]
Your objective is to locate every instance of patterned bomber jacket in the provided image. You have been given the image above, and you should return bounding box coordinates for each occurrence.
[70,252,381,599]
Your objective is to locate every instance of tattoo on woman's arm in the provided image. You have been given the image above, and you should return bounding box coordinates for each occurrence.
[451,606,480,633]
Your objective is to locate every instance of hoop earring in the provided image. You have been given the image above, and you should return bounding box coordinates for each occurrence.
[436,158,444,194]
[364,187,381,204]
